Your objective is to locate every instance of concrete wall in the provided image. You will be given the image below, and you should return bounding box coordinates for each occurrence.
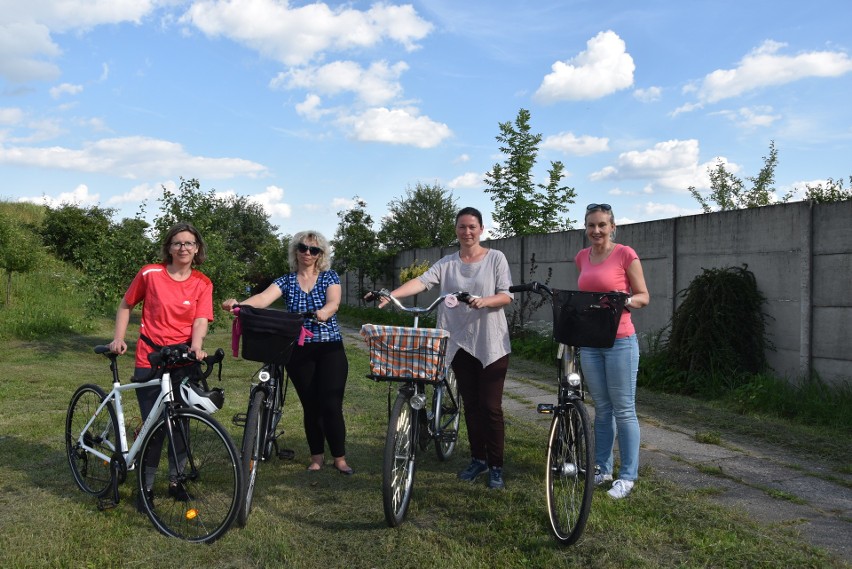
[339,200,852,385]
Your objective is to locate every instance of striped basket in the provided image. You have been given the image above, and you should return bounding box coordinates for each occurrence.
[360,324,449,383]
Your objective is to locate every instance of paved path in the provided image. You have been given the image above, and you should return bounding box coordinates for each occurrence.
[345,326,851,564]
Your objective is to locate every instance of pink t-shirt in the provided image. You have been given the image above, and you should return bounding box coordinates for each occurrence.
[124,264,214,368]
[574,244,638,339]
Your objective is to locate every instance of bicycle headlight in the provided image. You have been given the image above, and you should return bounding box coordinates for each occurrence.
[258,369,271,383]
[566,372,582,388]
[409,393,426,410]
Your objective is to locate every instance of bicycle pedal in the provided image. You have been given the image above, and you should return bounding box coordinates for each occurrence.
[232,413,247,426]
[537,403,555,414]
[277,448,295,460]
[440,430,458,442]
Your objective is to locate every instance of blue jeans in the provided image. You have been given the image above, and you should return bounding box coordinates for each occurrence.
[580,334,640,481]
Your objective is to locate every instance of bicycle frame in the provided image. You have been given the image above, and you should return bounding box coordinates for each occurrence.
[75,372,176,468]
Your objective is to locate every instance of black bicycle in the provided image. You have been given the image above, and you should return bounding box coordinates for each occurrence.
[230,305,310,527]
[509,281,627,545]
[363,289,469,527]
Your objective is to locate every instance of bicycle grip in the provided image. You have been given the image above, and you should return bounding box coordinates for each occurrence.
[509,282,537,293]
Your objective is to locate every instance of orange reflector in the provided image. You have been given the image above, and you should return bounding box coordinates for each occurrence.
[185,508,199,520]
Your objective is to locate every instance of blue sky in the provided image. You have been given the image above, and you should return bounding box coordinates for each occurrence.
[2,0,851,242]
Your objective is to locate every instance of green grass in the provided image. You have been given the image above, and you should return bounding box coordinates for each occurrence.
[0,321,848,569]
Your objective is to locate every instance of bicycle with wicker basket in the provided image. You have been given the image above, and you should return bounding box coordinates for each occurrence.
[362,289,471,527]
[509,281,627,545]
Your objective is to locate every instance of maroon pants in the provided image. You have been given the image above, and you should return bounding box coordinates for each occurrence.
[452,349,509,468]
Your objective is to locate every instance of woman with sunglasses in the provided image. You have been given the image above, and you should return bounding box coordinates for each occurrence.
[222,230,353,475]
[577,204,649,499]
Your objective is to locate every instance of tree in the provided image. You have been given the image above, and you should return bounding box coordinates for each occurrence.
[802,176,852,203]
[0,214,41,305]
[40,204,114,269]
[484,108,577,238]
[332,198,385,300]
[690,141,793,212]
[154,178,281,301]
[377,183,458,253]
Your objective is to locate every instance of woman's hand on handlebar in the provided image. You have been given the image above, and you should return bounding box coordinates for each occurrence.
[221,298,239,312]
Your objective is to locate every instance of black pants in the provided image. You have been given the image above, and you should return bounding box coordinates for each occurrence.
[285,341,349,458]
[452,350,509,468]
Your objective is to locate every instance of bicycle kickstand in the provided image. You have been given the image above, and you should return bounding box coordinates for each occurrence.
[97,459,121,511]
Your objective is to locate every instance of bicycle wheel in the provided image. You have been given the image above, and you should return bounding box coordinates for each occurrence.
[66,384,118,497]
[382,389,417,527]
[137,408,243,544]
[545,401,593,545]
[434,368,461,461]
[237,388,266,528]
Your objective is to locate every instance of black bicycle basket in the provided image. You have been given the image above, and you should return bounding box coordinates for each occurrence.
[551,290,627,348]
[237,306,304,364]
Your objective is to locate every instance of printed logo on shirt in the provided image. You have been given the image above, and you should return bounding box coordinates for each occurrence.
[183,300,191,305]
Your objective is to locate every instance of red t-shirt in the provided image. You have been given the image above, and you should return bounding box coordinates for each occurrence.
[574,244,638,338]
[124,264,214,368]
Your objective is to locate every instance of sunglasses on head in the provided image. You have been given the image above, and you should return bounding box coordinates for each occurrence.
[297,243,323,256]
[586,203,612,212]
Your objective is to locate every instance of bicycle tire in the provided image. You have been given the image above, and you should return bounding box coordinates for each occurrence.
[237,388,266,528]
[66,384,118,497]
[545,401,593,545]
[434,368,461,461]
[137,408,243,544]
[382,389,417,527]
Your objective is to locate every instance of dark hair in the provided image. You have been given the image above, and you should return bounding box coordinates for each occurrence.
[456,207,483,226]
[160,222,207,265]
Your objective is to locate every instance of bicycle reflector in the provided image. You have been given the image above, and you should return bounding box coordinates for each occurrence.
[185,508,199,520]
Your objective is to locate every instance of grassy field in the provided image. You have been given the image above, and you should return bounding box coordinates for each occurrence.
[0,319,846,569]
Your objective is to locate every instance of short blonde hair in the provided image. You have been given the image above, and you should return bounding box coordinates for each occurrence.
[289,230,331,272]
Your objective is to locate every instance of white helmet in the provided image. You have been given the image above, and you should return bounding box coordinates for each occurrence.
[179,380,224,413]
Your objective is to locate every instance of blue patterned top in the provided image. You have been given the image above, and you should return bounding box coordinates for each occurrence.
[273,270,343,343]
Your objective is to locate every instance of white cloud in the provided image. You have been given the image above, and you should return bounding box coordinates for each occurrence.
[590,139,729,191]
[534,30,635,103]
[49,82,83,99]
[639,201,702,219]
[272,60,408,106]
[0,2,156,83]
[248,185,292,218]
[331,197,357,210]
[454,154,470,164]
[541,131,609,156]
[182,0,432,66]
[17,183,99,207]
[341,107,451,148]
[0,136,268,179]
[716,106,781,129]
[295,94,331,121]
[633,86,661,103]
[696,40,852,103]
[0,107,25,124]
[448,172,483,189]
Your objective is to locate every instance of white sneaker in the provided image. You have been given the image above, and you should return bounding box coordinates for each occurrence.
[594,465,612,487]
[607,479,634,500]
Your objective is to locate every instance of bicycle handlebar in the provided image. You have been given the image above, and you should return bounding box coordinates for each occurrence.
[94,344,226,383]
[365,289,477,315]
[508,281,553,296]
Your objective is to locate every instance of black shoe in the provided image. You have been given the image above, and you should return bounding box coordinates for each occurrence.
[136,488,153,513]
[168,482,193,502]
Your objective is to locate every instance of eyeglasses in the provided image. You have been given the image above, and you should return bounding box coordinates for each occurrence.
[170,241,197,250]
[297,243,323,256]
[586,203,612,212]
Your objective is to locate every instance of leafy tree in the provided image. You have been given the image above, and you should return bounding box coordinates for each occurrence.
[153,178,280,301]
[377,183,458,252]
[0,214,41,305]
[484,108,577,238]
[40,204,114,269]
[802,176,852,203]
[690,141,793,212]
[332,198,385,300]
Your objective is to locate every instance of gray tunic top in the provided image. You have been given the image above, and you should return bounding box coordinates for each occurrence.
[418,249,513,367]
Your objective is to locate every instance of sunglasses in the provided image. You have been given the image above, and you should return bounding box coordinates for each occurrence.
[297,243,323,256]
[586,203,612,211]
